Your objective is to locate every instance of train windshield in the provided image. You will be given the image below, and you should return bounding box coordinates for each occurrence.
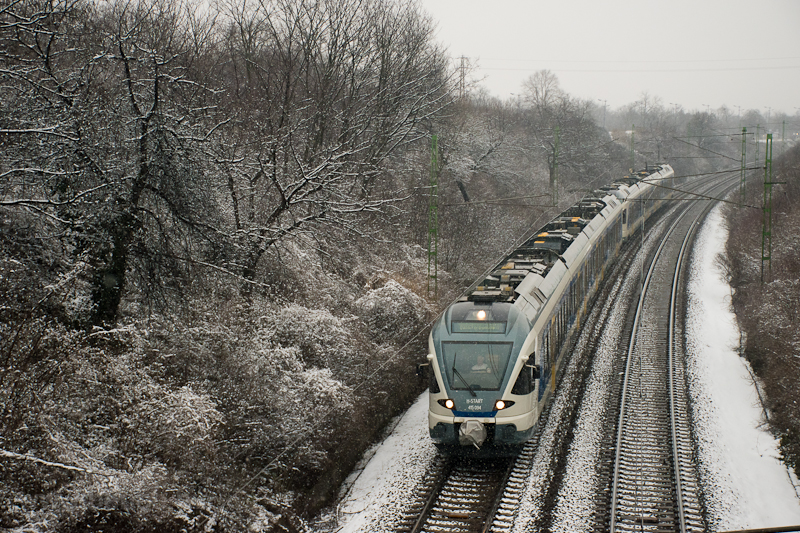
[441,342,513,392]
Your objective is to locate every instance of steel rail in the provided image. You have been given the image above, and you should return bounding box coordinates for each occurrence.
[669,212,697,533]
[407,456,514,533]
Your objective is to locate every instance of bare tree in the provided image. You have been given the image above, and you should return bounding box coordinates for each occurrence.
[211,0,452,282]
[0,0,227,325]
[522,69,564,123]
[520,70,612,203]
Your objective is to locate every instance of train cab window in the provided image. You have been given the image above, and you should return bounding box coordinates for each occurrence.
[441,342,513,392]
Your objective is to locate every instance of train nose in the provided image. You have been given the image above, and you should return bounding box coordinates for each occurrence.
[459,420,487,448]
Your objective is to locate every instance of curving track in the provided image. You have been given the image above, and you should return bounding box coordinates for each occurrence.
[380,174,739,533]
[608,209,704,532]
[603,176,736,532]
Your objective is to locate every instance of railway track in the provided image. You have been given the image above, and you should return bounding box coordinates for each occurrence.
[607,212,701,531]
[397,456,513,533]
[603,178,736,532]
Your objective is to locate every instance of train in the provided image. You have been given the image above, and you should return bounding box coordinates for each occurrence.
[420,164,677,453]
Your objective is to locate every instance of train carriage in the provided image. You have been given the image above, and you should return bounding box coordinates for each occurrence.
[420,164,675,453]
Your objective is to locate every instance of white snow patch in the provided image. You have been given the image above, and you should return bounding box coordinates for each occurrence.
[687,205,800,529]
[335,392,436,533]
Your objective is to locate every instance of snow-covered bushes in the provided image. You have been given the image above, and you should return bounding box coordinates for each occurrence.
[268,304,364,373]
[0,320,225,531]
[354,280,429,345]
[213,326,356,474]
[723,143,800,477]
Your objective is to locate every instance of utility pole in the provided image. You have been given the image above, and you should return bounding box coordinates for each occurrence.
[761,134,773,283]
[740,127,747,203]
[782,120,786,157]
[598,99,607,130]
[552,125,560,206]
[630,124,635,171]
[458,56,467,101]
[427,135,440,297]
[670,103,679,130]
[755,124,760,166]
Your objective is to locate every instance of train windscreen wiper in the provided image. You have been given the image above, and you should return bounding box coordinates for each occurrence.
[452,353,477,397]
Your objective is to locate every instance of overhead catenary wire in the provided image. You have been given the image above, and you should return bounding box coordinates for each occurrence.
[443,193,551,206]
[672,136,742,163]
[639,170,763,209]
[442,167,764,211]
[479,65,800,74]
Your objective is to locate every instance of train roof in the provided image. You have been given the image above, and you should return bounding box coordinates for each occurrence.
[459,165,672,315]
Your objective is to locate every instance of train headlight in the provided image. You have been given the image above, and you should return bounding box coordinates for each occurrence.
[495,400,515,410]
[438,399,455,410]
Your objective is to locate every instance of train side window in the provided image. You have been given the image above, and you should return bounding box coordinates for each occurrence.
[511,364,533,395]
[541,335,547,371]
[556,312,563,359]
[429,368,440,393]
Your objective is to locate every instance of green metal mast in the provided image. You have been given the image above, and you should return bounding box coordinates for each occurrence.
[755,124,760,165]
[740,127,747,203]
[782,120,786,157]
[427,135,440,297]
[761,133,773,283]
[630,124,635,171]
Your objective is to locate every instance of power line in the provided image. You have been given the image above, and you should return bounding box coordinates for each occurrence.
[480,65,800,74]
[641,171,762,209]
[442,167,765,210]
[443,193,551,207]
[477,56,800,65]
[672,136,741,162]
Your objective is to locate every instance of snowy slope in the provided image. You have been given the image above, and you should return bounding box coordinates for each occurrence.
[686,205,800,529]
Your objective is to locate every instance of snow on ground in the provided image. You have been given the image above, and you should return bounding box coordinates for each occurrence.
[686,204,800,530]
[329,204,800,532]
[334,392,436,533]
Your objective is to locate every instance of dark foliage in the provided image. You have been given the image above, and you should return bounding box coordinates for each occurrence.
[722,143,800,475]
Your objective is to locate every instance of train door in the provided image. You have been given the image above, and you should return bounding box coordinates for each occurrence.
[550,315,558,390]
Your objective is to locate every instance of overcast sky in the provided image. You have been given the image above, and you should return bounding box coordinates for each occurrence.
[419,0,800,118]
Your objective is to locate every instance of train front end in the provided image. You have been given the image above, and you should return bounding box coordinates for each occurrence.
[426,301,536,452]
